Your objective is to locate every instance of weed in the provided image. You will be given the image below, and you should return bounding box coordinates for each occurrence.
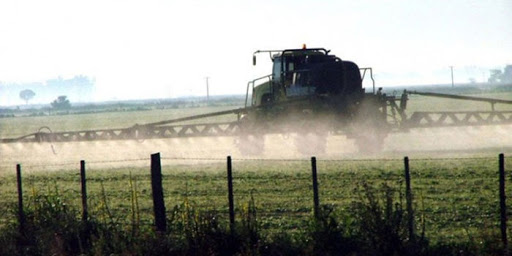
[303,204,357,255]
[351,181,428,255]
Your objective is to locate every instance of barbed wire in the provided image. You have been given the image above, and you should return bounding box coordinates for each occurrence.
[0,158,150,169]
[161,156,313,162]
[409,156,498,161]
[1,154,506,169]
[87,158,150,164]
[161,157,226,161]
[160,155,502,162]
[6,162,78,168]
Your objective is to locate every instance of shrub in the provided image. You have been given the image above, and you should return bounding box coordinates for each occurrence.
[7,189,89,255]
[351,181,428,255]
[303,204,358,255]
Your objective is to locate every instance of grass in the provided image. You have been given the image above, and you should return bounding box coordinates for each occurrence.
[0,105,241,138]
[1,156,510,248]
[0,157,509,254]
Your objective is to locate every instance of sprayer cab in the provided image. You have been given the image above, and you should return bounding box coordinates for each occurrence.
[251,47,364,107]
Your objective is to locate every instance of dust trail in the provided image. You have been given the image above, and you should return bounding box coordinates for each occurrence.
[384,125,512,157]
[1,124,511,173]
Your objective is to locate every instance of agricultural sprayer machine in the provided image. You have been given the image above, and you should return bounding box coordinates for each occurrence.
[3,46,512,154]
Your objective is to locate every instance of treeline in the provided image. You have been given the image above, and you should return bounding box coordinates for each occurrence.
[0,75,95,106]
[0,95,245,118]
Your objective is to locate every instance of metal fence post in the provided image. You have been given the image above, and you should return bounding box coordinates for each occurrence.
[499,153,507,252]
[311,157,319,219]
[150,153,166,232]
[227,156,235,235]
[80,160,88,223]
[404,156,415,241]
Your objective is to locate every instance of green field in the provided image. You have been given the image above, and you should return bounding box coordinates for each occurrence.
[1,157,511,245]
[1,89,512,254]
[0,105,241,138]
[1,91,511,139]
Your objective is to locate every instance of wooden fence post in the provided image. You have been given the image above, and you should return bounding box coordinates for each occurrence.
[227,156,235,235]
[80,160,88,223]
[311,157,319,219]
[404,156,415,241]
[16,164,25,233]
[150,153,166,232]
[499,153,507,252]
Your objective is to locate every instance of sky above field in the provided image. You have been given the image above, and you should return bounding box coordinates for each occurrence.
[0,0,511,104]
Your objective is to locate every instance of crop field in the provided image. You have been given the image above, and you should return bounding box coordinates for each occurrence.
[1,90,512,252]
[1,91,512,139]
[0,105,241,139]
[0,156,511,246]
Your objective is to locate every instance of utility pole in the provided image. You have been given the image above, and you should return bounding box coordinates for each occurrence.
[205,77,210,106]
[450,66,454,87]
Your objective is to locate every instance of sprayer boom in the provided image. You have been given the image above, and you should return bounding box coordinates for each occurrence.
[407,90,512,110]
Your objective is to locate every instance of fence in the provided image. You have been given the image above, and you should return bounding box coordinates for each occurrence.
[0,153,510,245]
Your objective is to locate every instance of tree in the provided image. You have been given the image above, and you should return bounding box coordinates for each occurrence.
[488,65,512,84]
[51,95,71,109]
[19,89,35,104]
[503,65,512,83]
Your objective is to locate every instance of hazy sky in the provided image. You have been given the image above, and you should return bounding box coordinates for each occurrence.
[0,0,511,103]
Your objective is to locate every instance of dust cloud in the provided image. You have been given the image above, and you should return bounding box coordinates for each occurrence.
[1,124,511,173]
[385,125,512,156]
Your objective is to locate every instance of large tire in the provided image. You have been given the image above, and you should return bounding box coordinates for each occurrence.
[349,97,388,153]
[354,132,385,153]
[236,114,265,156]
[294,132,327,156]
[236,134,265,156]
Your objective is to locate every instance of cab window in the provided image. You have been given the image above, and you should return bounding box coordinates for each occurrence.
[272,58,282,82]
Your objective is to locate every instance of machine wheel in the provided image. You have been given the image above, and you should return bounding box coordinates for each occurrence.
[354,132,385,153]
[294,132,327,156]
[236,113,266,156]
[349,96,389,153]
[236,134,265,156]
[350,118,387,153]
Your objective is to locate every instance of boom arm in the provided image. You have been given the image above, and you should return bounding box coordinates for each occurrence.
[401,90,512,128]
[407,90,512,110]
